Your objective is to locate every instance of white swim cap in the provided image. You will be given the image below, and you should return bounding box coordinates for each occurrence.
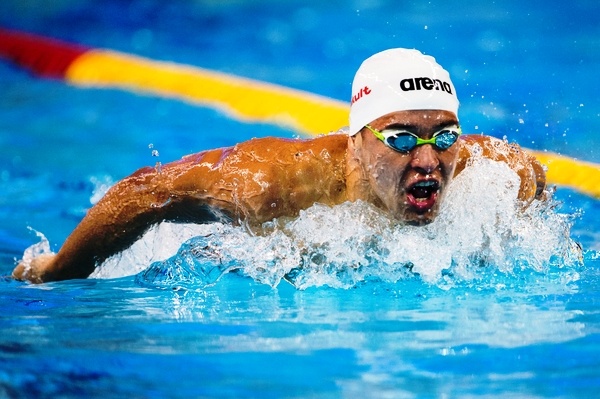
[349,48,459,135]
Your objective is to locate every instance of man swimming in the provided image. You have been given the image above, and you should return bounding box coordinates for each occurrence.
[13,48,546,283]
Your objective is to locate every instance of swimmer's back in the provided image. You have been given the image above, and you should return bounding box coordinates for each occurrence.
[163,133,349,222]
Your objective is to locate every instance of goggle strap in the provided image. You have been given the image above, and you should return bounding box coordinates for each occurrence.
[365,125,385,141]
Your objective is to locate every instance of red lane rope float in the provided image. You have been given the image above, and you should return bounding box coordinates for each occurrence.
[0,28,88,78]
[1,28,599,198]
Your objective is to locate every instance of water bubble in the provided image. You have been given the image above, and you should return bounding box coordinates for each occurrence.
[149,144,160,157]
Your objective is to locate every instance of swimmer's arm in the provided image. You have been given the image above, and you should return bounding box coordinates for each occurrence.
[13,167,175,282]
[12,150,234,283]
[455,135,546,203]
[12,136,345,283]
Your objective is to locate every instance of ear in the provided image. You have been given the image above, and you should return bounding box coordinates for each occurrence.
[347,131,363,157]
[345,132,369,202]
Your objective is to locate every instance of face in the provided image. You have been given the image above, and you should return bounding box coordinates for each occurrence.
[352,110,460,225]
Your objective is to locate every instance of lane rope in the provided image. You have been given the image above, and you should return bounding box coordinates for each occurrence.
[2,28,599,198]
[0,28,348,136]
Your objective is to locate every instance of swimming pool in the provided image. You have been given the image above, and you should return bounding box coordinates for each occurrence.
[1,0,600,397]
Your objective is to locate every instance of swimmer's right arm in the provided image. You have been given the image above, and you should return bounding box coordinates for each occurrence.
[12,147,240,283]
[11,135,345,283]
[12,167,184,283]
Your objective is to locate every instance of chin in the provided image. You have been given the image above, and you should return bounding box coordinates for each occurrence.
[386,198,440,225]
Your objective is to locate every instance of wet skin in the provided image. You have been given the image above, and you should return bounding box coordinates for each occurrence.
[347,110,459,225]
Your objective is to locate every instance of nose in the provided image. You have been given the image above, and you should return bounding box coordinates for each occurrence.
[410,144,439,174]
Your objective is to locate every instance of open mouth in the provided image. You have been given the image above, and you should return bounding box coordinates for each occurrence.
[406,180,440,212]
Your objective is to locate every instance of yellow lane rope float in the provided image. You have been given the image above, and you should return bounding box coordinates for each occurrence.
[1,28,598,198]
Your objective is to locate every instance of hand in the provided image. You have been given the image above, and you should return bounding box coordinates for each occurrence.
[12,253,56,283]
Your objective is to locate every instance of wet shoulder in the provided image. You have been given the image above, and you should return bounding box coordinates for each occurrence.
[231,134,348,163]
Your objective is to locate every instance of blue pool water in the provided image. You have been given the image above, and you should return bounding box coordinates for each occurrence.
[2,0,600,397]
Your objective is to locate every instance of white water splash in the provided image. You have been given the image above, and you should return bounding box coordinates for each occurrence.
[89,175,114,205]
[19,228,54,275]
[90,158,581,290]
[23,228,52,258]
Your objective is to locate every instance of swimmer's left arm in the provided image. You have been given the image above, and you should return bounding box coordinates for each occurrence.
[455,135,546,203]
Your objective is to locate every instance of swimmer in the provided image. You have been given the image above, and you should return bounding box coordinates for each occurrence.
[13,48,546,283]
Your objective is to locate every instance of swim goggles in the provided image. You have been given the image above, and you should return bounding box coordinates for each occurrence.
[365,124,462,153]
